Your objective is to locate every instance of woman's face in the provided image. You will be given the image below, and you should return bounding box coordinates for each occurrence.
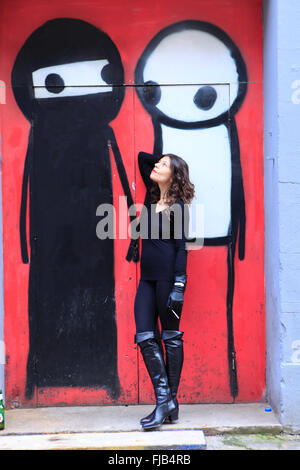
[150,156,172,185]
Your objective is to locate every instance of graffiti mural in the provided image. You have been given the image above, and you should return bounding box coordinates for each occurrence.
[1,0,265,407]
[134,21,247,398]
[11,18,136,399]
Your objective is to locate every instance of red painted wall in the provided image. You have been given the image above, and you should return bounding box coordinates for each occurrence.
[0,0,264,407]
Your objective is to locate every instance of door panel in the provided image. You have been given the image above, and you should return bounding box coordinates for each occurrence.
[133,79,263,404]
[20,84,138,406]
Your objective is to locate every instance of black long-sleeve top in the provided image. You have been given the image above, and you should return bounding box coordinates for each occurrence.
[137,152,189,281]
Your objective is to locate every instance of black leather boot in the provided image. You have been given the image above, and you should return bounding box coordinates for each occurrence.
[161,330,184,423]
[135,331,176,430]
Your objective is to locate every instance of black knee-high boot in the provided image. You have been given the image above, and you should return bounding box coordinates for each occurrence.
[135,331,176,430]
[161,330,184,423]
[141,330,184,425]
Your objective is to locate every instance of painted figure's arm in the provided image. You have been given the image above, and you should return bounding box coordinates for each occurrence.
[20,127,33,264]
[229,119,246,261]
[107,127,139,262]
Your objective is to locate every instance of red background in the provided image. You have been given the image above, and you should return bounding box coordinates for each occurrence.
[0,0,264,407]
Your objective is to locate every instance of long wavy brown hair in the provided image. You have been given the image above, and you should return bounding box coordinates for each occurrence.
[149,153,195,205]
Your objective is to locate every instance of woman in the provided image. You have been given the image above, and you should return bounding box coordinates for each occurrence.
[134,151,195,430]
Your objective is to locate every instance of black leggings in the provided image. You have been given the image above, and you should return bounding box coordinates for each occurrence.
[134,280,180,333]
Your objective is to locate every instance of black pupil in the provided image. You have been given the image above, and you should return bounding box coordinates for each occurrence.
[194,86,217,110]
[101,63,112,84]
[143,80,161,105]
[45,73,65,94]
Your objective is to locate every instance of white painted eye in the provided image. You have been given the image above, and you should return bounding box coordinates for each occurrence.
[156,84,229,122]
[32,59,112,98]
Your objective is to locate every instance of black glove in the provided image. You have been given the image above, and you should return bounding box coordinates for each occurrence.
[166,274,187,320]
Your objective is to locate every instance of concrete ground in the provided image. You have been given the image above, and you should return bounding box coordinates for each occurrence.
[0,402,299,450]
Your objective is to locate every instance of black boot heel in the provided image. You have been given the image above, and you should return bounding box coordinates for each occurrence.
[168,407,179,423]
[167,399,179,423]
[164,398,179,423]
